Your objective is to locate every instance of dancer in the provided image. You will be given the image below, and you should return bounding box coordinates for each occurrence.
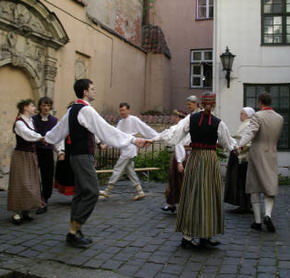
[7,99,44,225]
[224,107,255,212]
[237,93,283,232]
[100,102,158,200]
[186,95,201,114]
[161,109,189,213]
[45,79,147,248]
[153,92,236,248]
[33,97,62,214]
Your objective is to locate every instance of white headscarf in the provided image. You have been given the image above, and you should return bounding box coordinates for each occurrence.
[242,107,255,118]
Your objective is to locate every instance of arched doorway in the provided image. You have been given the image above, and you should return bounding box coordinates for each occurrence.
[0,65,35,173]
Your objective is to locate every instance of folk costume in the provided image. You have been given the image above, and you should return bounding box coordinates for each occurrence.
[54,135,75,196]
[154,93,236,247]
[33,113,60,210]
[45,99,138,247]
[8,115,43,223]
[158,109,191,212]
[239,106,283,232]
[100,115,158,200]
[224,107,255,211]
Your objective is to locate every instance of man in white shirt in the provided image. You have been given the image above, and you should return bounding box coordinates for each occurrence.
[45,79,146,248]
[100,103,158,201]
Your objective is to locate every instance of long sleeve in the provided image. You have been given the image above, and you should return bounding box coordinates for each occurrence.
[239,114,261,147]
[135,117,158,138]
[153,115,190,145]
[217,121,237,151]
[78,106,134,149]
[45,111,70,144]
[14,121,42,142]
[175,144,186,163]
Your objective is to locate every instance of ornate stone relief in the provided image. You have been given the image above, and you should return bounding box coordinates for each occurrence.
[0,0,68,97]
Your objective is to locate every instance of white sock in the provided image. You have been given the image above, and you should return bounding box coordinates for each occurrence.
[264,196,274,218]
[183,235,192,241]
[251,202,261,224]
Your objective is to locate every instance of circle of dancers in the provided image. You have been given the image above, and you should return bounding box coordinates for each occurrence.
[7,79,283,248]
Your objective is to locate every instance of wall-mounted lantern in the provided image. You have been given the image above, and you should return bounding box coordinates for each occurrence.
[220,46,236,88]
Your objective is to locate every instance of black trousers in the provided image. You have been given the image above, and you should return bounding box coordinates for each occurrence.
[70,155,99,224]
[37,149,54,203]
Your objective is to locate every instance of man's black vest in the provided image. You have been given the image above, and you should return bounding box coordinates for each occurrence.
[190,111,221,149]
[69,104,95,155]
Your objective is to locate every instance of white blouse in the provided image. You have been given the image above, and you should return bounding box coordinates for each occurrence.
[153,113,236,151]
[14,114,42,142]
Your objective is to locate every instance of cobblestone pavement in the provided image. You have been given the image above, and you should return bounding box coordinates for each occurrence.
[0,181,290,278]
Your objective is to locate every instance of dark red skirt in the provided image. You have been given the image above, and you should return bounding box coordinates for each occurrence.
[54,155,75,196]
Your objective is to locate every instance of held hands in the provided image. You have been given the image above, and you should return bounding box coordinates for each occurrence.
[134,138,154,148]
[177,162,184,173]
[100,144,108,150]
[58,153,65,161]
[234,146,242,155]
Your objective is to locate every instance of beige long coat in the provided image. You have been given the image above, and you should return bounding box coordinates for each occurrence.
[239,109,283,196]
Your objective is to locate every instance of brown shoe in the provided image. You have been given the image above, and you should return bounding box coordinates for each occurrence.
[131,193,145,201]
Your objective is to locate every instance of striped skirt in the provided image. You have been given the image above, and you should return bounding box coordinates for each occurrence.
[176,149,224,238]
[7,150,42,212]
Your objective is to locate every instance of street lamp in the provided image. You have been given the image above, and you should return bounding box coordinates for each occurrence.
[220,46,236,88]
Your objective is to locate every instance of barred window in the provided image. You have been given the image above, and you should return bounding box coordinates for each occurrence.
[262,0,290,44]
[244,84,289,149]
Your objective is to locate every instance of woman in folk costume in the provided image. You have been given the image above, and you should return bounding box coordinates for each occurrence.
[224,107,255,212]
[8,99,44,225]
[161,109,190,213]
[153,92,236,248]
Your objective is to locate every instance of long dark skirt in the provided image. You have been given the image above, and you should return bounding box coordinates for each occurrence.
[54,154,75,196]
[7,150,42,211]
[176,149,223,238]
[224,151,251,208]
[165,155,185,205]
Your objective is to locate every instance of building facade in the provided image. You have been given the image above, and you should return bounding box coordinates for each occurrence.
[0,0,171,176]
[149,0,214,110]
[213,0,290,170]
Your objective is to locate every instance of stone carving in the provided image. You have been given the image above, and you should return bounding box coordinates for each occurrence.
[0,0,69,92]
[0,0,69,49]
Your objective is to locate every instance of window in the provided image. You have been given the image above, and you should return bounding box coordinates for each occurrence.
[190,49,213,88]
[262,0,290,44]
[244,84,290,149]
[197,0,213,19]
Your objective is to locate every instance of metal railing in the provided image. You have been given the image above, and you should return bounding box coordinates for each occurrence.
[95,142,168,170]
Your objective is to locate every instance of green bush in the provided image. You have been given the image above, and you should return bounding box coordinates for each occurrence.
[135,147,172,182]
[278,174,290,185]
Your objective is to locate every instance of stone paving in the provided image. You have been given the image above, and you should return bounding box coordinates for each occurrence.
[0,181,290,278]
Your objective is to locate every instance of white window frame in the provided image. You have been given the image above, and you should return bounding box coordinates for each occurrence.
[190,49,212,89]
[196,0,213,20]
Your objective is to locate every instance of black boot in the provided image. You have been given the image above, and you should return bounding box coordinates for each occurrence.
[251,222,262,231]
[77,230,93,243]
[263,216,275,233]
[180,238,199,249]
[161,205,176,213]
[66,232,91,248]
[199,238,221,247]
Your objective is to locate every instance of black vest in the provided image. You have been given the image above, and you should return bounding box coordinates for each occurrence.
[69,104,95,155]
[190,111,221,149]
[14,118,36,152]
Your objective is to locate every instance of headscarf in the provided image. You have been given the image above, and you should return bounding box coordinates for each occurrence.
[242,107,255,118]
